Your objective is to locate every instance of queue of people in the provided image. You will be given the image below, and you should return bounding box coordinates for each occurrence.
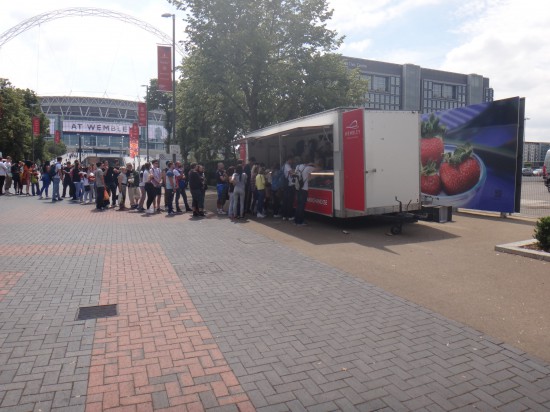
[1,154,318,225]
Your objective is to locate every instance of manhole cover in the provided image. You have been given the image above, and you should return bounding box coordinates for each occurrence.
[76,304,118,321]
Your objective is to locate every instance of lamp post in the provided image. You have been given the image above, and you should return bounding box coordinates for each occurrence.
[78,133,82,163]
[162,12,176,155]
[30,103,37,163]
[141,84,150,162]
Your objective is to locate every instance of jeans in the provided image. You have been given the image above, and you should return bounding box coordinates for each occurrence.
[233,189,245,217]
[31,182,39,196]
[165,188,174,213]
[257,189,265,215]
[282,185,296,218]
[138,186,146,209]
[52,178,61,201]
[39,182,50,197]
[294,189,308,224]
[73,181,82,201]
[96,186,105,209]
[83,186,92,203]
[175,187,190,210]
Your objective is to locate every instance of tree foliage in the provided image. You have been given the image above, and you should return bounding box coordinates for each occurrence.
[168,0,368,161]
[0,79,49,163]
[144,78,174,152]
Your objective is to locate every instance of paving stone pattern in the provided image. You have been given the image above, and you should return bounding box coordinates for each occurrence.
[0,196,550,411]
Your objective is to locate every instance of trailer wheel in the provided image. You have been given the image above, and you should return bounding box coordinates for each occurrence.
[390,225,402,235]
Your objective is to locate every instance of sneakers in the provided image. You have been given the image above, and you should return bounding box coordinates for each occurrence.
[38,196,43,200]
[218,209,227,215]
[282,217,288,221]
[257,213,265,218]
[273,214,282,218]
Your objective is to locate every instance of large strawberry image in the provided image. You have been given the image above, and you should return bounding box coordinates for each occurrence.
[439,143,481,195]
[421,114,445,167]
[421,161,442,195]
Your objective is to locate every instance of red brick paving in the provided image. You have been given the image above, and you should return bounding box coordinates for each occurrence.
[85,243,254,411]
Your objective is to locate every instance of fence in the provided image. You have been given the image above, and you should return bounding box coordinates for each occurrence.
[518,176,550,218]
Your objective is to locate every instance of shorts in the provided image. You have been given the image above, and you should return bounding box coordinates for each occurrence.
[217,183,228,201]
[154,186,162,196]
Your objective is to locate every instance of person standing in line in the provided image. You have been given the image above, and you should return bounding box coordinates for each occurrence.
[62,161,72,198]
[94,161,106,210]
[51,157,63,202]
[71,160,82,202]
[293,158,317,226]
[137,164,147,212]
[255,167,266,218]
[81,171,92,204]
[117,166,128,210]
[215,162,228,214]
[30,164,40,196]
[126,163,140,210]
[188,163,202,217]
[231,164,247,220]
[143,163,157,214]
[226,166,236,219]
[150,160,163,213]
[38,164,51,199]
[281,156,296,221]
[3,157,13,194]
[0,158,7,196]
[164,161,176,216]
[243,156,255,214]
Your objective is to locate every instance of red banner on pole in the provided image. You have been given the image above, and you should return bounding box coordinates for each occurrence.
[32,116,40,136]
[129,122,139,158]
[157,45,172,92]
[138,102,147,127]
[54,130,61,144]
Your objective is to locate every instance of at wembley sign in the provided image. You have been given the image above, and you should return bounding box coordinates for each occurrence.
[62,121,131,135]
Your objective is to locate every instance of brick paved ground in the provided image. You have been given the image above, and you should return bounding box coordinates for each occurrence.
[1,194,549,411]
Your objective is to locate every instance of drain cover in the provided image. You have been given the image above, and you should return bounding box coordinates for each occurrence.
[76,304,118,321]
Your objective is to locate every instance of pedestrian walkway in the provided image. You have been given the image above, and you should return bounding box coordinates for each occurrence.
[0,196,549,411]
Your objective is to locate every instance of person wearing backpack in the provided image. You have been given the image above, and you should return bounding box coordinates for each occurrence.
[51,157,63,202]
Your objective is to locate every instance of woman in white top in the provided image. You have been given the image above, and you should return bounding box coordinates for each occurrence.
[230,164,247,219]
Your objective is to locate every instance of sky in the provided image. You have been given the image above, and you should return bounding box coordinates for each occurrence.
[1,0,548,142]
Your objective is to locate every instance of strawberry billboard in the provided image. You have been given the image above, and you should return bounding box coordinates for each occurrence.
[420,97,524,213]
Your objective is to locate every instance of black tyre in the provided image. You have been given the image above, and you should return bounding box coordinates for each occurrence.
[390,225,402,235]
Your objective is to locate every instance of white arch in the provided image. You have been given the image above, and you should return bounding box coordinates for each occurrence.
[0,7,185,56]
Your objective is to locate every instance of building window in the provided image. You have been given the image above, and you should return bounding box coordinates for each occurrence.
[372,76,388,92]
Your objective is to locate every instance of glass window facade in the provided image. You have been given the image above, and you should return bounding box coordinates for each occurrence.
[364,74,401,110]
[422,80,466,112]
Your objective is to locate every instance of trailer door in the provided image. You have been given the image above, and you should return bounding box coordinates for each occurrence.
[342,109,366,212]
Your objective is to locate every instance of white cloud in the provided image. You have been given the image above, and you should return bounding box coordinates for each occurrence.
[441,0,550,141]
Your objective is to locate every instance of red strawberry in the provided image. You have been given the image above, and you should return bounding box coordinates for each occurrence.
[421,161,442,195]
[421,114,446,166]
[421,137,444,167]
[439,144,481,195]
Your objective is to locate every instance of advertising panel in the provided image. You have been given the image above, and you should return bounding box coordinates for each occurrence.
[54,130,61,144]
[420,97,522,213]
[305,188,333,216]
[157,46,172,92]
[342,109,365,211]
[138,102,147,127]
[129,123,139,158]
[32,116,40,136]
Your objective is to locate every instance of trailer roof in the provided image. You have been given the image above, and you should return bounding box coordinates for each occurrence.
[244,107,356,141]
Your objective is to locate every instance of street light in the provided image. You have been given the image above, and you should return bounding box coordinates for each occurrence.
[30,103,37,163]
[141,84,149,161]
[162,12,176,156]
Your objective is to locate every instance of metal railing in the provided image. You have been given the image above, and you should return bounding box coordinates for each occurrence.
[519,176,550,218]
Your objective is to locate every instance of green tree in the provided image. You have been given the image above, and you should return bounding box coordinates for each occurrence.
[145,79,175,152]
[0,79,49,163]
[168,0,367,160]
[43,140,67,161]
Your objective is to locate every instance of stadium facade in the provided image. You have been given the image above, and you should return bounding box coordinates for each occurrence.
[39,96,167,158]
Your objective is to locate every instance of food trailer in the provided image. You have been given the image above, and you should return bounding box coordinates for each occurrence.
[242,108,422,227]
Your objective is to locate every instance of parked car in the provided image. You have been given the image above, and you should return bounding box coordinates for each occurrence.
[522,167,534,176]
[533,168,543,176]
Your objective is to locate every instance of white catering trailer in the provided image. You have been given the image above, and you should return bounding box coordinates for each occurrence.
[242,108,422,226]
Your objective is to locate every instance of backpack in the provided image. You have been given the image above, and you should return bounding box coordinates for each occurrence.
[271,169,285,191]
[293,165,305,190]
[49,164,58,179]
